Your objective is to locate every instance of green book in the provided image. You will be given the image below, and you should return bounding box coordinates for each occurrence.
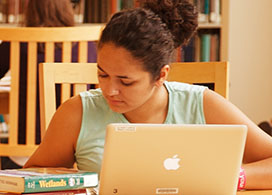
[200,33,211,62]
[0,168,98,193]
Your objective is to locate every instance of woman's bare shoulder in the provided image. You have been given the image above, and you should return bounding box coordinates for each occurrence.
[24,95,84,168]
[48,95,83,139]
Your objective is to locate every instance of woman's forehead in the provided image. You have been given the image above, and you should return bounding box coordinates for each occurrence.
[97,43,144,70]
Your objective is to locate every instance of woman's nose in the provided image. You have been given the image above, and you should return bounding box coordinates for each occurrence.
[105,82,120,96]
[107,88,119,96]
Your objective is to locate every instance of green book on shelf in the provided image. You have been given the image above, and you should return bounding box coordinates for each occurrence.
[0,167,98,194]
[200,33,211,62]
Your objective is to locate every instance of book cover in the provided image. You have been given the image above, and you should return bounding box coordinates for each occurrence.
[0,167,98,194]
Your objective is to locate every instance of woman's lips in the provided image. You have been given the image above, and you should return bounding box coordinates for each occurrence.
[107,98,124,105]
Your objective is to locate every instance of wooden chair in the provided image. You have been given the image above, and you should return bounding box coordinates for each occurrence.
[39,62,98,134]
[0,25,103,160]
[168,61,229,99]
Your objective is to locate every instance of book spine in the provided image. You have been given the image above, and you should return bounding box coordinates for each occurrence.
[0,0,5,23]
[7,0,19,23]
[209,33,219,61]
[183,36,196,62]
[203,0,209,22]
[194,34,201,62]
[200,33,211,62]
[24,188,89,195]
[74,0,85,23]
[23,174,98,193]
[111,0,117,14]
[209,0,221,23]
[195,0,206,23]
[175,46,182,62]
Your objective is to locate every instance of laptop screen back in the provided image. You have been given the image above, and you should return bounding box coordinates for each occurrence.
[99,124,247,195]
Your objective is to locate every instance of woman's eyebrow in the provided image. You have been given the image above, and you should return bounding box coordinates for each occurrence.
[97,64,131,79]
[97,64,105,72]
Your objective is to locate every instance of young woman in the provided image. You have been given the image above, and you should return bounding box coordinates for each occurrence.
[25,0,272,190]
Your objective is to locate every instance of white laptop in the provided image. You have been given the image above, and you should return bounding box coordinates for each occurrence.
[99,123,247,195]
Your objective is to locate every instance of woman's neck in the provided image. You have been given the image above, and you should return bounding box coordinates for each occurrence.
[123,84,169,123]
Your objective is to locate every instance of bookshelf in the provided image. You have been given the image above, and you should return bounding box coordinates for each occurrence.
[0,0,229,62]
[81,0,229,63]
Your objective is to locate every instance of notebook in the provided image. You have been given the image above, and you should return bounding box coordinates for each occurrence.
[99,123,247,195]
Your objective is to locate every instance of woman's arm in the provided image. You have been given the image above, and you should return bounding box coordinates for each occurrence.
[24,95,83,168]
[203,89,272,189]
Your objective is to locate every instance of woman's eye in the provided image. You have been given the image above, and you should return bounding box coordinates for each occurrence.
[98,74,108,78]
[121,80,133,86]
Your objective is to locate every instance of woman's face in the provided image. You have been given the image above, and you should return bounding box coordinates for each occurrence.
[97,43,158,114]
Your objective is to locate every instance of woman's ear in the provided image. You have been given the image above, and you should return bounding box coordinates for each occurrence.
[155,65,170,87]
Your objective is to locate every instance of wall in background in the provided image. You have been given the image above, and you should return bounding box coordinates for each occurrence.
[228,0,272,124]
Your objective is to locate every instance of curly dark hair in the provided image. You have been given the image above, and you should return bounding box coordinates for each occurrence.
[98,0,198,81]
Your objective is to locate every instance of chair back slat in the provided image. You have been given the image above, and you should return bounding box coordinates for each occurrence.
[26,42,37,145]
[214,62,229,98]
[9,42,20,146]
[78,41,88,62]
[61,84,71,104]
[45,42,54,62]
[62,42,72,62]
[39,65,56,139]
[61,41,73,103]
[74,84,87,95]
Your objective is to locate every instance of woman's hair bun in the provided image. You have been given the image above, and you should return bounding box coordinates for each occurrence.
[142,0,198,48]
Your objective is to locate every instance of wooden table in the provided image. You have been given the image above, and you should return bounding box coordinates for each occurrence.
[0,90,9,114]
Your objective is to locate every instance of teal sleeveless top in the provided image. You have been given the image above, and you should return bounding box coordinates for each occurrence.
[75,81,207,173]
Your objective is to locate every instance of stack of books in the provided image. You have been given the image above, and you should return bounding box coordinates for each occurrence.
[0,167,98,195]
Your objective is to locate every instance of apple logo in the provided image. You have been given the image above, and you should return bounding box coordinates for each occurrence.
[163,154,181,170]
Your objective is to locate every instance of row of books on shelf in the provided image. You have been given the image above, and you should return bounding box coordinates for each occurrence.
[84,0,221,24]
[0,0,221,25]
[0,0,28,24]
[194,0,221,24]
[0,167,99,194]
[176,32,220,62]
[83,0,138,23]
